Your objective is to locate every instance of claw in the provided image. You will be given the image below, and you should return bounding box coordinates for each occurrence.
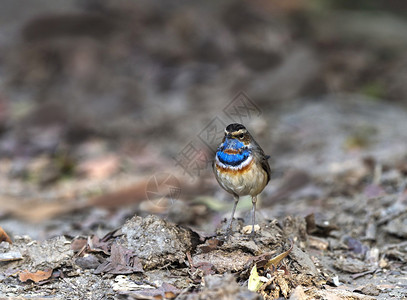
[248,225,256,239]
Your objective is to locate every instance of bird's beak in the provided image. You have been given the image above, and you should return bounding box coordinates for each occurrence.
[223,137,241,150]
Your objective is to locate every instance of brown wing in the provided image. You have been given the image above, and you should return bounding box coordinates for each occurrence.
[261,155,271,183]
[252,143,271,183]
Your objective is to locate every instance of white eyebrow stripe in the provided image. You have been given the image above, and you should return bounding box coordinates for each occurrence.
[233,129,247,135]
[225,128,248,135]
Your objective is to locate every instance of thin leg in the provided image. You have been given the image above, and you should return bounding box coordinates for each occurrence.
[250,196,257,237]
[225,194,239,238]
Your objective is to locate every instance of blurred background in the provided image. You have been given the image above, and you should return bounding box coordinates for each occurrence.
[1,0,407,241]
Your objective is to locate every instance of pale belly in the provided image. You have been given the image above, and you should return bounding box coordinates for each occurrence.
[214,161,268,197]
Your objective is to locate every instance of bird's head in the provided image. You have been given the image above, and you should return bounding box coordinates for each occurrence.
[219,123,251,153]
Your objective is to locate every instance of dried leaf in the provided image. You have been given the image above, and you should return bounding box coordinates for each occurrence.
[70,237,87,252]
[242,224,260,235]
[94,243,143,274]
[0,226,12,244]
[248,265,262,292]
[245,252,276,269]
[88,235,110,255]
[100,228,121,242]
[198,238,222,253]
[19,269,53,283]
[276,275,290,298]
[264,241,293,271]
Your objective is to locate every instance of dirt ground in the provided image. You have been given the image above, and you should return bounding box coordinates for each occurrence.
[1,1,407,299]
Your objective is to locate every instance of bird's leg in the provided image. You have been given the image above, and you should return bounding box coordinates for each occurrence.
[250,196,257,237]
[225,195,239,238]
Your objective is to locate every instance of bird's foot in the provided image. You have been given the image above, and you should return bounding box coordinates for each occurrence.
[223,229,232,241]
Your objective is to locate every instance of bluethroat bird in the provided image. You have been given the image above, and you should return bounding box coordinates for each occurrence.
[213,123,271,237]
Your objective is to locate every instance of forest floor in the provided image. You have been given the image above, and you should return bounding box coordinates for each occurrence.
[1,97,407,299]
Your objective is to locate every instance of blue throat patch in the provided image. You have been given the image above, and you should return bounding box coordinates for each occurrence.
[217,138,251,166]
[217,150,250,166]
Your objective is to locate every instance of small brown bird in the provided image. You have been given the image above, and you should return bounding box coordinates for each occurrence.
[213,123,271,237]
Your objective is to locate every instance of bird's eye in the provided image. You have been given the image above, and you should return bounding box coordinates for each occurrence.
[238,134,244,139]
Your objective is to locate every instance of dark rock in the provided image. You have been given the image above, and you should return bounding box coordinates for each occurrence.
[120,215,198,269]
[289,245,318,276]
[75,254,100,270]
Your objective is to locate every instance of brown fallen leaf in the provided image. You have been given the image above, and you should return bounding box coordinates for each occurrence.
[245,252,276,269]
[70,237,87,252]
[94,243,143,274]
[0,226,12,244]
[100,227,122,242]
[19,269,53,283]
[197,238,223,254]
[265,241,294,271]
